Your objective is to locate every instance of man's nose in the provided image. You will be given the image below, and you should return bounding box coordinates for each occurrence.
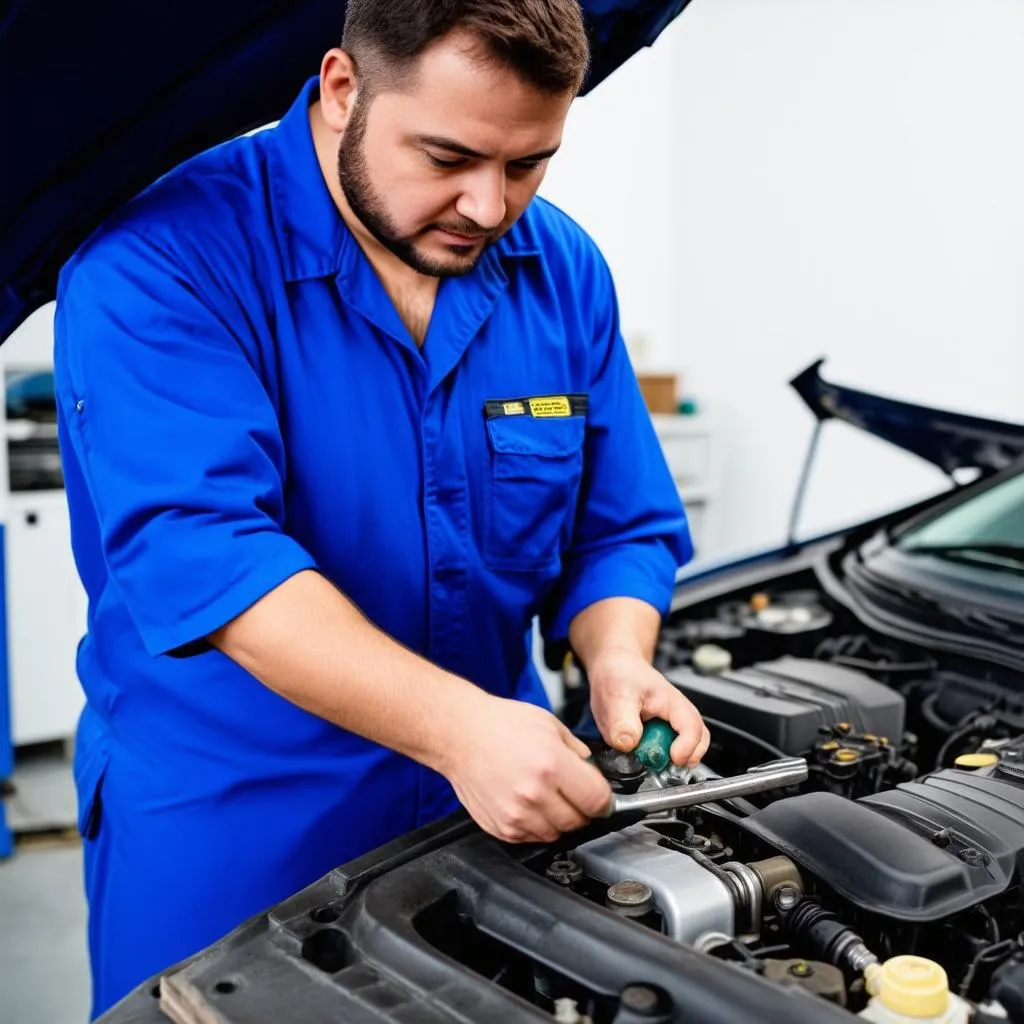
[455,168,506,230]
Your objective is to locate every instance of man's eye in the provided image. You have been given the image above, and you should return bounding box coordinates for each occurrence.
[426,153,464,169]
[509,160,543,173]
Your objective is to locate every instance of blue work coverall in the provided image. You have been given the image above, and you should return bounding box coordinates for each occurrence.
[53,76,692,1017]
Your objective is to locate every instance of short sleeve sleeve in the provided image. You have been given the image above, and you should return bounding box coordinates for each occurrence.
[54,228,317,657]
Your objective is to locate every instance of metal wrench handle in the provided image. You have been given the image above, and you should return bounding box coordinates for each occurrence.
[601,757,808,818]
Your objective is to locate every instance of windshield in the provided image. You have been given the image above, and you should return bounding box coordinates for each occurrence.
[896,471,1024,575]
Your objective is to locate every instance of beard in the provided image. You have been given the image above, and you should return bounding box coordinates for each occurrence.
[337,99,493,278]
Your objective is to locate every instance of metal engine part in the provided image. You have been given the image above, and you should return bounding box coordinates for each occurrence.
[573,823,734,951]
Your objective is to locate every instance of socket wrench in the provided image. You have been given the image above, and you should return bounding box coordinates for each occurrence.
[600,757,808,818]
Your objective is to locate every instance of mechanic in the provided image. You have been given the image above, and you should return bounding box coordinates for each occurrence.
[54,0,708,1016]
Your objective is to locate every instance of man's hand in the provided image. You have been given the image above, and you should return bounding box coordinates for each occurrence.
[438,693,612,844]
[588,647,710,767]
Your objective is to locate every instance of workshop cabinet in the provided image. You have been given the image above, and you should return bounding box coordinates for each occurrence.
[4,491,86,745]
[2,318,87,750]
[650,413,718,560]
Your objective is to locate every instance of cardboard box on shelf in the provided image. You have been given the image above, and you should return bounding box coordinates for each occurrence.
[636,373,678,415]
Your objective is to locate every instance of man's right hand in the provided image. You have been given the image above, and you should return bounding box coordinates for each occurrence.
[439,694,612,844]
[210,571,609,843]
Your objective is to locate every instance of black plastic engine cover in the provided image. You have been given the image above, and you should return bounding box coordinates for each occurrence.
[97,816,855,1024]
[738,765,1024,921]
[664,656,905,755]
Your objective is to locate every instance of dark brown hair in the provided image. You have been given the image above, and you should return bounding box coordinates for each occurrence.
[342,0,590,96]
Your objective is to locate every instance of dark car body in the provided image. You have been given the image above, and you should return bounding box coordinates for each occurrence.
[0,0,694,345]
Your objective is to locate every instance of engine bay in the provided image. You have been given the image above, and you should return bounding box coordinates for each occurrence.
[104,551,1024,1024]
[532,562,1024,1022]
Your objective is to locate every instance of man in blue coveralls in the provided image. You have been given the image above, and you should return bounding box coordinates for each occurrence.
[54,0,709,1015]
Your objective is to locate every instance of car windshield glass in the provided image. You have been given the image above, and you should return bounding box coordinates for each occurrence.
[896,472,1024,575]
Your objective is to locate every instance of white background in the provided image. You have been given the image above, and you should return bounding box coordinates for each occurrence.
[541,0,1024,562]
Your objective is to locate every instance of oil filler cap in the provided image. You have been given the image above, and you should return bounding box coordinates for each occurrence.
[954,752,999,769]
[866,956,949,1018]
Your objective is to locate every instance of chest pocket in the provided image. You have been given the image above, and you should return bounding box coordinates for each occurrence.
[484,407,586,572]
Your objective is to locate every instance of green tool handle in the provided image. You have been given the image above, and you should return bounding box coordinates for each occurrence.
[633,718,678,773]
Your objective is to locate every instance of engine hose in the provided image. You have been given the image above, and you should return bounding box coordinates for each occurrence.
[778,897,877,974]
[990,959,1024,1024]
[920,692,957,733]
[829,655,937,674]
[702,717,788,762]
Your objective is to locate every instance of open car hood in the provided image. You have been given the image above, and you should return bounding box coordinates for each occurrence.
[0,0,693,346]
[791,359,1024,476]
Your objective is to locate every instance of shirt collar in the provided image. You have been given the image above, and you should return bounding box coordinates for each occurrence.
[267,77,348,283]
[267,76,541,283]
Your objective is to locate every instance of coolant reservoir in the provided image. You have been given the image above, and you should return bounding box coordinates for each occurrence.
[859,957,970,1024]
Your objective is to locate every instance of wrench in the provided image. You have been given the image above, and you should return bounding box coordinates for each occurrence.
[600,757,808,818]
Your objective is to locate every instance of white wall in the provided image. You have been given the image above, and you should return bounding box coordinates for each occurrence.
[541,0,1024,562]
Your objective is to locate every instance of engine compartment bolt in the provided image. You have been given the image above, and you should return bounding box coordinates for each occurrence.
[620,985,661,1016]
[607,880,654,910]
[546,859,583,887]
[931,830,951,848]
[959,847,986,866]
[774,886,802,912]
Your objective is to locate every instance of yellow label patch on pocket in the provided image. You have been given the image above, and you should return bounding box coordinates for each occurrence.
[483,393,587,420]
[528,396,571,418]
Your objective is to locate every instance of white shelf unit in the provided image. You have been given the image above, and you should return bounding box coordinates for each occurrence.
[1,311,86,748]
[650,413,719,561]
[4,491,86,745]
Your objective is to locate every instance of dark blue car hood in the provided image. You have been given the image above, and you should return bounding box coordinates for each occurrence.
[0,0,693,345]
[791,360,1024,477]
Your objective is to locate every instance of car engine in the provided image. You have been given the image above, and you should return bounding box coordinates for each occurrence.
[102,559,1024,1024]
[537,571,1024,1022]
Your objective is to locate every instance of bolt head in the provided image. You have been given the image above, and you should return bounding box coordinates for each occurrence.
[620,985,661,1015]
[959,847,987,866]
[608,880,654,907]
[774,886,801,911]
[546,859,583,886]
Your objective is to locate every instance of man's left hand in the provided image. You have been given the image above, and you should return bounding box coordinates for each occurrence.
[587,648,710,767]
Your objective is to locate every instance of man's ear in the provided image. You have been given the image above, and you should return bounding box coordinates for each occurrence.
[319,48,361,133]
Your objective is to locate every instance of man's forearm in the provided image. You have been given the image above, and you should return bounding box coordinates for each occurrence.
[568,596,661,669]
[569,596,706,764]
[209,569,485,773]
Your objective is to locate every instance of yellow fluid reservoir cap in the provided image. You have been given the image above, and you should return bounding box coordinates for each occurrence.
[955,752,1000,769]
[749,592,770,612]
[868,956,949,1018]
[834,749,860,763]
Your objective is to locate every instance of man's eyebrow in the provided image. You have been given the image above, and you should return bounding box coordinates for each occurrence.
[413,134,560,162]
